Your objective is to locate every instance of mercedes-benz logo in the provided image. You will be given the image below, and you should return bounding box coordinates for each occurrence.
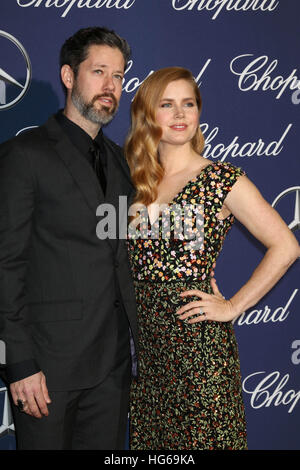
[0,30,31,110]
[0,387,15,437]
[272,187,300,233]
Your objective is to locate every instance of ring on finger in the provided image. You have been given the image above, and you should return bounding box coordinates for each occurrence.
[17,399,27,412]
[199,308,205,316]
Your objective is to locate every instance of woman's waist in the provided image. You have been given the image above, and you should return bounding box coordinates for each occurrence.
[133,277,212,291]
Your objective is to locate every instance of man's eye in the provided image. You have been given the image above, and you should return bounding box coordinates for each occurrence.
[114,74,123,80]
[94,69,103,74]
[185,102,195,107]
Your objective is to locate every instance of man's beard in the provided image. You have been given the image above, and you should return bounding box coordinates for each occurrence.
[71,83,119,126]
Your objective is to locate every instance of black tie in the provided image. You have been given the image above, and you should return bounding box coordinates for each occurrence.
[89,141,106,195]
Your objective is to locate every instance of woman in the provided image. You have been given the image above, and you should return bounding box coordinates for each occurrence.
[125,67,299,450]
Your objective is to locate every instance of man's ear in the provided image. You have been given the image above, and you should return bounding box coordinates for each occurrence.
[61,64,74,90]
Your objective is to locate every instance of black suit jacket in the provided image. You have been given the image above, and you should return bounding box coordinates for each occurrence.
[0,115,138,390]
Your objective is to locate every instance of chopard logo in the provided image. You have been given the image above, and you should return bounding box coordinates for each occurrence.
[233,289,298,326]
[16,0,136,18]
[0,30,31,110]
[201,123,292,162]
[171,0,279,19]
[124,54,300,103]
[123,59,211,95]
[230,54,300,100]
[243,370,300,413]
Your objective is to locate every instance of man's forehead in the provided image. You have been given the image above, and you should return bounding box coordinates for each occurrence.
[84,44,125,67]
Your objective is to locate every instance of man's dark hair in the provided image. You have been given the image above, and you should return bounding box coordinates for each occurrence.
[60,26,131,77]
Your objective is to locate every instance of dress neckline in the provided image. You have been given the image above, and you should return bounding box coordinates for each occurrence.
[147,161,217,225]
[167,161,216,206]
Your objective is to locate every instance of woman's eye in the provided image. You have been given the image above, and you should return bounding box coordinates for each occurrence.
[161,103,172,108]
[94,69,103,74]
[185,102,195,107]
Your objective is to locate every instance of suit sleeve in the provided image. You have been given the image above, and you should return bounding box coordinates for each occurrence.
[0,140,40,383]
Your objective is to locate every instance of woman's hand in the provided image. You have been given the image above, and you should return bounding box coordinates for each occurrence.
[176,277,238,323]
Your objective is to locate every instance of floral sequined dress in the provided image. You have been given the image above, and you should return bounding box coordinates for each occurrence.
[127,161,247,450]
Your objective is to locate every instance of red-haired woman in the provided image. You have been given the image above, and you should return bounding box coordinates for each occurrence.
[125,67,299,450]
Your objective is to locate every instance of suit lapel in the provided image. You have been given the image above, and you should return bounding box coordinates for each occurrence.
[103,137,134,250]
[43,116,136,252]
[43,117,118,250]
[103,140,137,258]
[104,139,130,204]
[43,116,104,216]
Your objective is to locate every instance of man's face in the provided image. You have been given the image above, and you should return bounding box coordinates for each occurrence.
[70,44,125,126]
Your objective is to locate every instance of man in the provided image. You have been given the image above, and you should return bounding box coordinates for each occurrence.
[0,27,138,450]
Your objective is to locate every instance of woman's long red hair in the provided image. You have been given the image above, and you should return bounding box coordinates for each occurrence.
[125,67,205,207]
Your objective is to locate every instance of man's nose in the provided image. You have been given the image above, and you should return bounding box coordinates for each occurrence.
[102,74,115,92]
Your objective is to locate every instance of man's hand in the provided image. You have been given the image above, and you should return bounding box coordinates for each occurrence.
[10,371,51,418]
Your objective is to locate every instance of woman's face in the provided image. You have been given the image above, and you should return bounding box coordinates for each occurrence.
[155,79,200,149]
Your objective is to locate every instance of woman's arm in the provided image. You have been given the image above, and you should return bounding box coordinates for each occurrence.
[177,175,299,323]
[225,175,299,317]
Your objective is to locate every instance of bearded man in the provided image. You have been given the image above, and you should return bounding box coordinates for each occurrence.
[0,27,137,450]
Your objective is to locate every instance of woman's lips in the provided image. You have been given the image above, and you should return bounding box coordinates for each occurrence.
[170,124,187,131]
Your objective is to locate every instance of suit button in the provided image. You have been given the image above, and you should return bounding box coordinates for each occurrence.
[114,300,120,307]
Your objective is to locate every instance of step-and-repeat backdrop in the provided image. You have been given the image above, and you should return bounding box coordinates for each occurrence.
[0,0,299,451]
